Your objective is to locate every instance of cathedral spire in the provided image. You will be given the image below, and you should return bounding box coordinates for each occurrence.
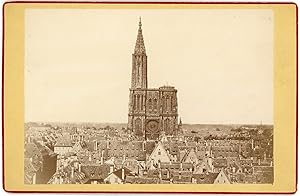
[134,17,146,54]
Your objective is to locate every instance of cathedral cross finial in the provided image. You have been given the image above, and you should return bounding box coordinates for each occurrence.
[139,17,142,28]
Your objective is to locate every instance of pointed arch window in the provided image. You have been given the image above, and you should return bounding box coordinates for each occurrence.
[162,96,166,111]
[153,98,158,110]
[140,94,143,111]
[134,95,137,110]
[137,95,140,111]
[166,96,171,112]
[149,98,152,110]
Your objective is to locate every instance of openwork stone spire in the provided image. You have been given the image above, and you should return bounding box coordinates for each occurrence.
[134,17,146,54]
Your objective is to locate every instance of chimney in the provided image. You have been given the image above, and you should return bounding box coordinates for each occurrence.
[150,159,154,168]
[59,176,63,184]
[178,171,182,180]
[167,169,170,179]
[264,153,267,160]
[27,136,31,143]
[121,168,125,181]
[94,140,98,151]
[78,163,81,172]
[158,160,161,169]
[270,161,273,167]
[106,140,110,149]
[191,177,196,184]
[142,141,146,151]
[71,167,74,178]
[180,162,183,170]
[258,159,261,166]
[251,139,254,149]
[54,176,58,184]
[208,157,213,172]
[32,173,36,184]
[122,154,126,164]
[158,169,162,180]
[109,165,114,173]
[89,154,92,162]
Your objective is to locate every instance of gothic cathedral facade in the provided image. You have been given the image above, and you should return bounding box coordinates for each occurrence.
[128,19,179,140]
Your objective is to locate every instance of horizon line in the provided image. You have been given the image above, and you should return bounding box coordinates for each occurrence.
[24,121,274,126]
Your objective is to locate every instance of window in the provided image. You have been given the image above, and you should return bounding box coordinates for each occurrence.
[134,95,137,110]
[158,151,161,155]
[153,99,157,110]
[137,95,140,111]
[149,99,152,110]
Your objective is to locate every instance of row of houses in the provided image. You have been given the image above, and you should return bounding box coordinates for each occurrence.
[24,124,273,184]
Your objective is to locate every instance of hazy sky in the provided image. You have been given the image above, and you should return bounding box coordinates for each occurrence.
[25,9,273,124]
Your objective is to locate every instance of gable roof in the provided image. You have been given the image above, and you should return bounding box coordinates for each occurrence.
[182,148,198,163]
[112,167,134,180]
[125,176,159,184]
[213,158,228,168]
[148,142,171,161]
[81,164,111,180]
[214,169,231,184]
[193,173,219,184]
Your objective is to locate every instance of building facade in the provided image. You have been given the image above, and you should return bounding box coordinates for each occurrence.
[128,19,179,140]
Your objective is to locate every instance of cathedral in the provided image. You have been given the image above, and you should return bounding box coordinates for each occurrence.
[127,18,179,140]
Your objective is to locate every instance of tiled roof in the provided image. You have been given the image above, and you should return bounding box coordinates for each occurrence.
[253,166,273,173]
[195,151,206,159]
[160,162,193,171]
[24,143,42,159]
[47,170,89,184]
[172,171,193,183]
[193,173,219,184]
[112,167,134,180]
[253,170,274,184]
[55,139,73,147]
[125,176,158,184]
[106,141,146,161]
[24,158,41,173]
[145,141,156,155]
[81,164,111,180]
[213,158,228,168]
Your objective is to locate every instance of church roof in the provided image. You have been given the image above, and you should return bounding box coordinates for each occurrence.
[134,17,146,54]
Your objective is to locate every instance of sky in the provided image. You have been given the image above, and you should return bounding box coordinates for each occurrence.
[25,9,273,124]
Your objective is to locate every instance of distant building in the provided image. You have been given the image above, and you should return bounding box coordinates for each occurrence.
[127,18,179,140]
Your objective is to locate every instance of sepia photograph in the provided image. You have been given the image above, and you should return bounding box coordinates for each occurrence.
[23,8,274,185]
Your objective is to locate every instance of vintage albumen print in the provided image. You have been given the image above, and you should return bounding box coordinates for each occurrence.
[24,9,273,185]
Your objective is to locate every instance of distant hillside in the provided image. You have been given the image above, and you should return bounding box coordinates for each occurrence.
[182,124,240,131]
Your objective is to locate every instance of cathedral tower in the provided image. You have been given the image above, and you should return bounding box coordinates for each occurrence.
[131,17,147,89]
[128,18,179,141]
